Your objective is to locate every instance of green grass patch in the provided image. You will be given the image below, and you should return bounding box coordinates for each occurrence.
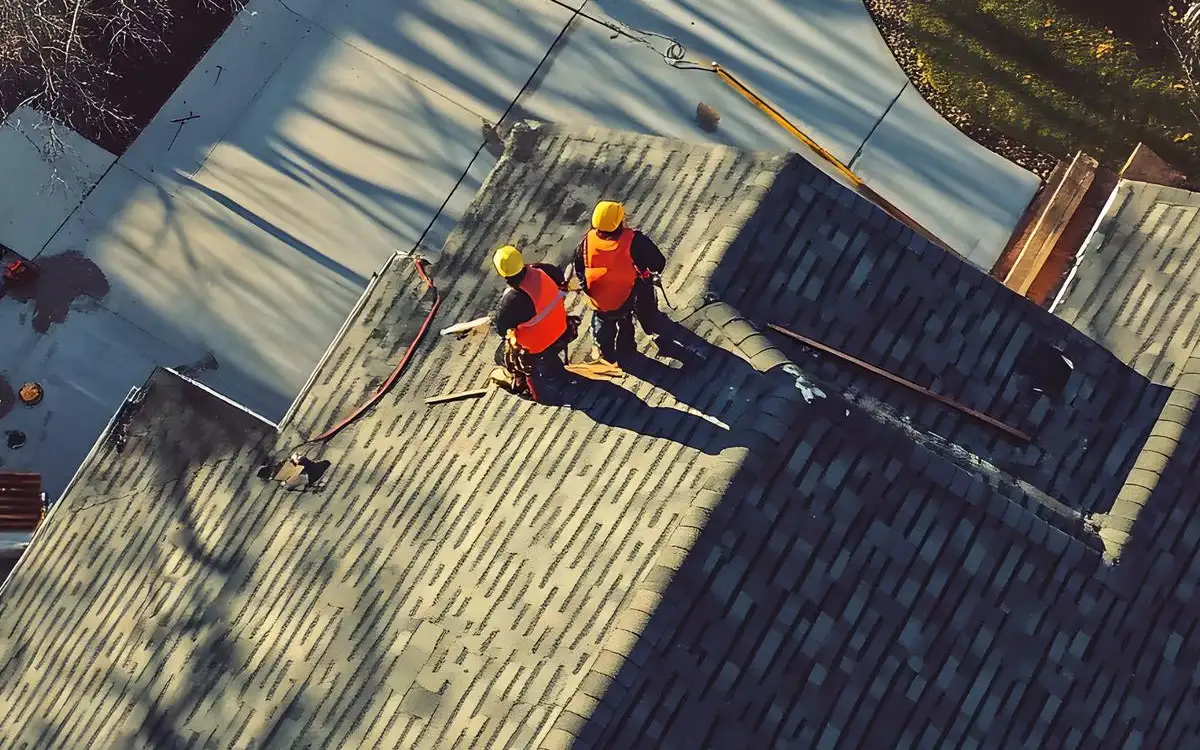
[907,0,1200,173]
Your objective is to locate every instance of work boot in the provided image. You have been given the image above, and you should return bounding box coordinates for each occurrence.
[489,367,518,392]
[531,372,574,406]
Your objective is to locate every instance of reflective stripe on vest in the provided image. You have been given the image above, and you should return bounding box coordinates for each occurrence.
[583,228,637,312]
[524,289,566,326]
[513,267,569,354]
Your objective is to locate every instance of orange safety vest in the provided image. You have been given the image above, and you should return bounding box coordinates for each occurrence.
[512,267,568,354]
[583,228,638,312]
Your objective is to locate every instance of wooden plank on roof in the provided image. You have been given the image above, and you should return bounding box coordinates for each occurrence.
[1003,152,1098,296]
[0,472,45,532]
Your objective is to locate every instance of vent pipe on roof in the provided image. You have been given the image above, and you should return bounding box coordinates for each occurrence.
[1090,357,1200,562]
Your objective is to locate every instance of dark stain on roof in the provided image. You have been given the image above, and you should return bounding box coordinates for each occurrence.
[4,251,110,334]
[0,125,1193,749]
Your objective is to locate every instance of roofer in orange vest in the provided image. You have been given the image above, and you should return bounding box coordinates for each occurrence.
[489,245,577,401]
[572,201,671,364]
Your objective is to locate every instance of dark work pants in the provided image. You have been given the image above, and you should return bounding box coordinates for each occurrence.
[592,279,666,362]
[501,316,579,401]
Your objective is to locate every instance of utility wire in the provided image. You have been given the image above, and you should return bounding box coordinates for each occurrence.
[543,0,711,70]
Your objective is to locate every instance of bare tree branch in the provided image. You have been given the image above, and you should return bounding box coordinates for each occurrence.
[63,0,84,62]
[2,0,246,146]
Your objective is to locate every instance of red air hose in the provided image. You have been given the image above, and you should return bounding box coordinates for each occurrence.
[310,257,441,443]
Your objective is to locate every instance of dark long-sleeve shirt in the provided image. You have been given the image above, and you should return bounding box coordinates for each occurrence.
[492,262,567,337]
[571,229,666,297]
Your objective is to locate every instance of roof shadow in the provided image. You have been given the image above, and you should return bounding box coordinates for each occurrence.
[531,127,1200,748]
[553,379,1200,748]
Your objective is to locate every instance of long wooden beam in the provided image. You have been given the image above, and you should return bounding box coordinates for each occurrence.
[767,323,1031,442]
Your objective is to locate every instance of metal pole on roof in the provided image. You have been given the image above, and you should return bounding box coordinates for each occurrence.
[768,323,1032,442]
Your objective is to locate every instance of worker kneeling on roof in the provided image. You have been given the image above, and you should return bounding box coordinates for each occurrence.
[573,201,678,364]
[490,245,578,401]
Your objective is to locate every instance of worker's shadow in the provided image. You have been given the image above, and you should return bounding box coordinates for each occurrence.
[554,325,758,457]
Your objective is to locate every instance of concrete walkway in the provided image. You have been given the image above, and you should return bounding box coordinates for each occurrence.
[0,0,1038,496]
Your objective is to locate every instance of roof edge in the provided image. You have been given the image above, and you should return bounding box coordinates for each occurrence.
[1092,356,1200,562]
[277,251,403,433]
[1048,178,1125,315]
[1,370,147,600]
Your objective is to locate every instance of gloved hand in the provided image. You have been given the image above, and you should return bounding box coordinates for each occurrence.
[563,264,582,292]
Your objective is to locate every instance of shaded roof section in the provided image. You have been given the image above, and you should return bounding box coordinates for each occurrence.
[0,125,1184,749]
[1048,179,1200,562]
[533,131,1200,749]
[552,359,1200,750]
[1053,179,1200,386]
[707,156,1167,515]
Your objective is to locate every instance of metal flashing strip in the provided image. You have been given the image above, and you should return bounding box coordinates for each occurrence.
[162,367,279,429]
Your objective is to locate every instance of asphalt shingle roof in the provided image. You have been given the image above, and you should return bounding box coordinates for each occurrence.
[1054,179,1200,386]
[561,384,1200,749]
[0,124,1194,749]
[1050,180,1200,560]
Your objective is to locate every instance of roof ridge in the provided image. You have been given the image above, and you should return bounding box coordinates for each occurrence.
[1091,353,1200,562]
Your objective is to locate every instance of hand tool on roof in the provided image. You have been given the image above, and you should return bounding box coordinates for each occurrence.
[768,323,1031,442]
[566,361,625,381]
[650,273,675,310]
[440,316,492,337]
[425,386,492,405]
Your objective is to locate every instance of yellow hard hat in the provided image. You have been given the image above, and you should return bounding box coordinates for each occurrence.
[592,201,626,233]
[493,245,525,278]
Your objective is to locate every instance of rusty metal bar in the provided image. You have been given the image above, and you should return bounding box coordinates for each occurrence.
[768,323,1031,441]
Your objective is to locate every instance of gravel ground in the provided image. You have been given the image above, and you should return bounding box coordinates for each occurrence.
[863,0,1059,178]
